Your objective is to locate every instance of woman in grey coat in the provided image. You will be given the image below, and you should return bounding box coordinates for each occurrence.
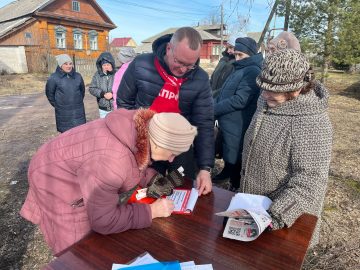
[240,49,332,247]
[89,52,116,118]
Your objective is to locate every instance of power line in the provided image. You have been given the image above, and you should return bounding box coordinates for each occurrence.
[109,0,210,16]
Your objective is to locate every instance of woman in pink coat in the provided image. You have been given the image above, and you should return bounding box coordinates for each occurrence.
[112,47,137,109]
[20,109,197,255]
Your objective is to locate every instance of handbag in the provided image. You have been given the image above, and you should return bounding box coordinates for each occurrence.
[214,120,223,159]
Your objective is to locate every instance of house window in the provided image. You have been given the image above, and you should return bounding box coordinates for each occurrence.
[212,45,222,56]
[25,32,32,38]
[88,30,98,51]
[73,29,83,49]
[55,26,66,49]
[72,1,80,12]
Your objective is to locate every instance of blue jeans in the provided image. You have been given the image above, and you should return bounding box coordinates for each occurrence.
[99,109,111,119]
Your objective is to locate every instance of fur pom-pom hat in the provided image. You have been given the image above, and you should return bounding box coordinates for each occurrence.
[256,49,311,93]
[267,31,301,55]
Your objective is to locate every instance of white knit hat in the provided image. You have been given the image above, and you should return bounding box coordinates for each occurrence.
[227,35,237,47]
[56,54,72,67]
[117,47,136,64]
[149,113,197,155]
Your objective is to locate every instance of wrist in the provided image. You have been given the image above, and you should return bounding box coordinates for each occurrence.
[200,166,212,174]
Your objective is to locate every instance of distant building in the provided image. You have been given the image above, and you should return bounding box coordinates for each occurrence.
[110,37,137,48]
[136,24,227,63]
[109,37,137,67]
[0,0,116,72]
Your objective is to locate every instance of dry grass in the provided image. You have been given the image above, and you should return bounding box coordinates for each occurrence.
[0,72,359,269]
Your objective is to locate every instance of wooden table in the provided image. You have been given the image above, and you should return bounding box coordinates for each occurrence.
[45,186,317,270]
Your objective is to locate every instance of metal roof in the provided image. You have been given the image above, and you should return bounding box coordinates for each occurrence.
[0,0,51,23]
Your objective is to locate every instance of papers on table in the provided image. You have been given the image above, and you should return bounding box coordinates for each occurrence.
[167,188,199,214]
[112,252,213,270]
[215,193,273,241]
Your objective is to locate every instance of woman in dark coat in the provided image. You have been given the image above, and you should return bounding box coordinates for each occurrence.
[213,37,263,189]
[89,52,116,118]
[45,54,86,133]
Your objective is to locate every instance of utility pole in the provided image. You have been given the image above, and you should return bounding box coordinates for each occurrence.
[220,3,224,51]
[284,0,291,31]
[258,0,281,47]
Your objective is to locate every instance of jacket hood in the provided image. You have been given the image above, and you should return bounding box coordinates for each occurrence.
[96,52,116,75]
[233,52,263,70]
[259,81,329,116]
[151,33,201,78]
[105,109,156,170]
[222,50,235,60]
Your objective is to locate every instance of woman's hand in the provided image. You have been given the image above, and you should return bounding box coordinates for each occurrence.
[104,92,113,100]
[150,198,174,219]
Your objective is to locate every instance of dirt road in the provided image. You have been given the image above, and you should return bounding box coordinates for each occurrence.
[0,93,98,269]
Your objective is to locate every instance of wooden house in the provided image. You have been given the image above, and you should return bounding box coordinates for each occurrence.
[0,0,116,72]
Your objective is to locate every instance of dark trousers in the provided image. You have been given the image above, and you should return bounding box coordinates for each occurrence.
[151,147,197,180]
[229,159,242,189]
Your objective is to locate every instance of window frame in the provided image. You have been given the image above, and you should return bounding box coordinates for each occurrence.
[73,28,83,50]
[88,30,98,51]
[55,26,67,49]
[72,1,80,12]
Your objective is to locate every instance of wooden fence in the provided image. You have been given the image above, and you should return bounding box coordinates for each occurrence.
[47,55,97,76]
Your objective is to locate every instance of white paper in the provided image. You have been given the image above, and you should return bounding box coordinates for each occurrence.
[216,193,273,241]
[167,188,198,213]
[182,265,213,270]
[227,193,272,216]
[112,252,158,269]
[113,253,213,270]
[185,188,199,212]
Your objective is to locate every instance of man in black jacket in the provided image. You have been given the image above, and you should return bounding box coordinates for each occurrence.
[117,27,214,195]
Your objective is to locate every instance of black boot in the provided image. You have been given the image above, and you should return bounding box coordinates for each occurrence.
[212,162,234,183]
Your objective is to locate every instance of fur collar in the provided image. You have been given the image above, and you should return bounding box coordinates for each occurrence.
[134,109,156,170]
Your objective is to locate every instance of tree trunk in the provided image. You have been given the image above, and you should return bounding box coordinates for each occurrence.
[321,0,338,83]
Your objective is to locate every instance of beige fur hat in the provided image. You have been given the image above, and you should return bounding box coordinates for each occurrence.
[149,113,197,154]
[267,31,301,55]
[256,49,310,93]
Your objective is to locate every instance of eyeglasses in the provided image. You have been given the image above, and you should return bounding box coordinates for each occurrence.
[170,45,197,70]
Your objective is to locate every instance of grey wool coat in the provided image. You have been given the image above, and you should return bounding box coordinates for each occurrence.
[240,81,333,246]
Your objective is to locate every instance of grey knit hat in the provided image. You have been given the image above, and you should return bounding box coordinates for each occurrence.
[56,54,72,67]
[227,35,237,47]
[117,47,136,64]
[256,49,310,93]
[149,113,197,155]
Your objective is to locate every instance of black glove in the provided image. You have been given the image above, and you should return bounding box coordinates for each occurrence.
[146,169,185,198]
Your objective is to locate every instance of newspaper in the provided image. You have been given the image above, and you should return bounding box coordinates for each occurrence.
[215,193,273,241]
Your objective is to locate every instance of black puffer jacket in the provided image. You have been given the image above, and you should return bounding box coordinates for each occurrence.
[117,34,214,168]
[210,50,235,97]
[89,52,115,111]
[45,66,86,133]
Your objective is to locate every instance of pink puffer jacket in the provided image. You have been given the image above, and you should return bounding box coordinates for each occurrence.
[20,109,157,254]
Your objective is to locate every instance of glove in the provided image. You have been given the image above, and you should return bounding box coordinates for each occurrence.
[146,169,185,198]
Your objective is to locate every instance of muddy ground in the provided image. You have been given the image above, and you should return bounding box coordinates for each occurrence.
[0,73,359,269]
